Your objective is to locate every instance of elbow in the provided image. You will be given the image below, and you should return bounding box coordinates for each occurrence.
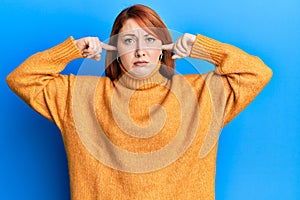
[6,72,15,90]
[267,66,273,81]
[6,70,20,93]
[248,59,273,92]
[254,56,273,86]
[261,64,273,86]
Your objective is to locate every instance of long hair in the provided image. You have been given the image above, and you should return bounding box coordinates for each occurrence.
[105,4,174,80]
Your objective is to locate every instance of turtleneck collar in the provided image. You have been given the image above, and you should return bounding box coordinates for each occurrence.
[115,62,168,90]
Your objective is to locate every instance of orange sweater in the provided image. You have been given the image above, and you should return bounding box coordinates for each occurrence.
[7,34,272,199]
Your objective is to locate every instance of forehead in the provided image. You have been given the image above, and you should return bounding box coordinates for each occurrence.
[119,19,149,36]
[120,19,141,32]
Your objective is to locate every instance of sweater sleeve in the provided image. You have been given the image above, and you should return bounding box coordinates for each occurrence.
[6,37,83,129]
[189,34,273,126]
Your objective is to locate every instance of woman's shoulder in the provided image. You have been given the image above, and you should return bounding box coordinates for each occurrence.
[69,74,113,87]
[170,72,217,90]
[171,73,211,83]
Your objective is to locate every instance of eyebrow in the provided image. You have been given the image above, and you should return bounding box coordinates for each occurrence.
[121,33,151,37]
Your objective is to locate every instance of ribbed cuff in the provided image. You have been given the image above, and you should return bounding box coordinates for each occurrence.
[190,34,225,66]
[47,36,83,65]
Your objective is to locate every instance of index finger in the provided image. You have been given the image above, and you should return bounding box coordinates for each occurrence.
[162,43,175,51]
[100,42,117,51]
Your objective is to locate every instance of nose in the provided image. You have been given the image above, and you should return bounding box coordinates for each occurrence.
[135,49,145,57]
[135,38,146,57]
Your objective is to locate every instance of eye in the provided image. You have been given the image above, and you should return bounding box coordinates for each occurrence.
[146,37,156,43]
[124,38,134,45]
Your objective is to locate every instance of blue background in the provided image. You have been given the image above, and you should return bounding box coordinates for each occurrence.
[1,0,299,199]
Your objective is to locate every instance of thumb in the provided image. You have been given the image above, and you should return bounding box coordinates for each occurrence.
[171,54,183,59]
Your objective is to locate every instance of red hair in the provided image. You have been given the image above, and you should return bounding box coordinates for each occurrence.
[105,4,174,80]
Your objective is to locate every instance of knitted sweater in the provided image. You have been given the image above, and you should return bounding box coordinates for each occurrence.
[6,34,272,200]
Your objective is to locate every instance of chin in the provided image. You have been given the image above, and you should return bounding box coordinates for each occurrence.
[130,69,151,78]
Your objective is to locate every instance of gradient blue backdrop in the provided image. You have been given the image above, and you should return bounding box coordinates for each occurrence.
[1,0,299,199]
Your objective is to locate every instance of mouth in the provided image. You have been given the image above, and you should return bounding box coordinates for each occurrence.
[133,61,149,67]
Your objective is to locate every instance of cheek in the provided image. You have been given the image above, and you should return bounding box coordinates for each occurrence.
[119,52,134,69]
[149,50,162,62]
[117,44,135,68]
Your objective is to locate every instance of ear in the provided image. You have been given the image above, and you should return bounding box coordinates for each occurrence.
[159,52,163,61]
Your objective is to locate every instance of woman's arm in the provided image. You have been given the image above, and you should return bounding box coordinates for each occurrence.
[7,36,116,129]
[163,33,272,126]
[6,37,83,129]
[190,34,273,126]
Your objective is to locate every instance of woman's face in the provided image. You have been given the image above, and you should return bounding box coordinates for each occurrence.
[117,18,162,78]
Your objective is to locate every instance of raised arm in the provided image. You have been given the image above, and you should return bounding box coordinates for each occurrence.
[6,36,116,129]
[163,33,273,126]
[6,37,83,128]
[192,34,272,125]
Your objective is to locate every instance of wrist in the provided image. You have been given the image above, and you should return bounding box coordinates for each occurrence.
[47,36,84,64]
[190,34,224,65]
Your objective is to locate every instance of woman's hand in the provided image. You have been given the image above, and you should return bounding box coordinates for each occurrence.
[74,37,117,61]
[162,33,196,59]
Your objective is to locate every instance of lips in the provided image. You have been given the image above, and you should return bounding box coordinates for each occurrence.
[133,61,149,67]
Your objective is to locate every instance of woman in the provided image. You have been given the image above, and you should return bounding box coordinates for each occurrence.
[6,4,272,200]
